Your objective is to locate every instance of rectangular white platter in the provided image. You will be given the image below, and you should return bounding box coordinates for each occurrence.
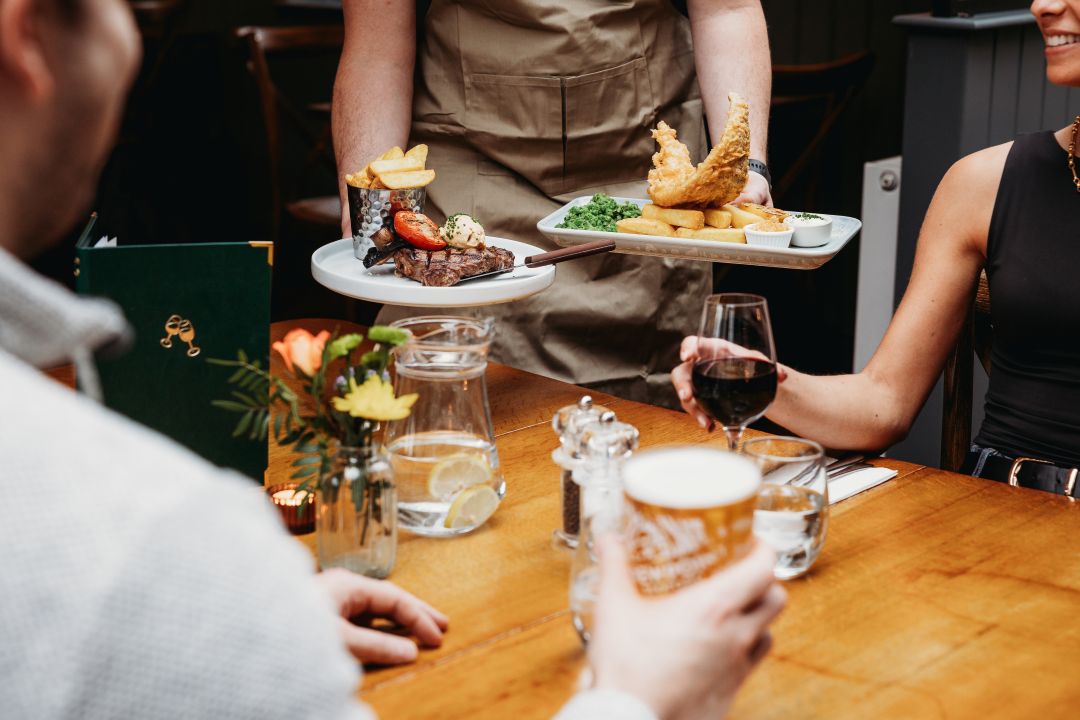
[536,196,861,270]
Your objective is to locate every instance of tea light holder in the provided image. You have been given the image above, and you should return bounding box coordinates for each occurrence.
[266,482,316,535]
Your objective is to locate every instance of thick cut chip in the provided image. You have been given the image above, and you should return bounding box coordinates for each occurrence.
[641,204,705,230]
[369,157,425,175]
[720,204,763,229]
[376,147,404,161]
[405,144,429,165]
[376,169,436,189]
[703,209,732,228]
[674,227,746,243]
[345,168,373,189]
[738,202,788,223]
[616,217,675,237]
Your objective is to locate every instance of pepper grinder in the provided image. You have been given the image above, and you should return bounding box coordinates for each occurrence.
[551,396,608,548]
[568,411,640,643]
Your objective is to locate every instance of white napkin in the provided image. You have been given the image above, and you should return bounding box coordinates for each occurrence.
[828,466,897,505]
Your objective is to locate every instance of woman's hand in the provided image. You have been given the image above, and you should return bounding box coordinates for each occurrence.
[589,536,785,720]
[313,568,449,665]
[672,336,788,431]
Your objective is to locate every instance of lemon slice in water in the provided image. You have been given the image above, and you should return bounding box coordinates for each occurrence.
[444,486,500,530]
[428,453,491,500]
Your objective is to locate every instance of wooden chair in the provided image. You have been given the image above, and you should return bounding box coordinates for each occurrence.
[940,270,993,472]
[769,51,875,209]
[234,25,344,245]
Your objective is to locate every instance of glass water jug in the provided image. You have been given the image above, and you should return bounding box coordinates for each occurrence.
[385,316,504,537]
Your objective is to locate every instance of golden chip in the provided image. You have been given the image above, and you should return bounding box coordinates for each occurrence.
[405,144,429,165]
[674,227,746,243]
[369,157,425,176]
[376,169,436,189]
[703,209,732,229]
[641,204,705,230]
[616,217,675,237]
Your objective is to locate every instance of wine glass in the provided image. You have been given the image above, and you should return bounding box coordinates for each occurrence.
[691,293,777,451]
[178,319,200,357]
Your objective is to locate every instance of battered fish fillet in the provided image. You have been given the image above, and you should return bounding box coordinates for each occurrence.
[647,93,750,208]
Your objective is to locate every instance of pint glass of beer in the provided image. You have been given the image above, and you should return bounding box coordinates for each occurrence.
[623,447,761,595]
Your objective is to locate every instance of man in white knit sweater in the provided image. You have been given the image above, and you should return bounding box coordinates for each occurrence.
[0,2,785,719]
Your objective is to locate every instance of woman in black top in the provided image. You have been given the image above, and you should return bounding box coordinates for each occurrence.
[673,0,1080,496]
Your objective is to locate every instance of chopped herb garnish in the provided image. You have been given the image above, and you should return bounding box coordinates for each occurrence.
[793,212,825,221]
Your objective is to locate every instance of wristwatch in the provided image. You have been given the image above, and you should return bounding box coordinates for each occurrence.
[748,159,771,188]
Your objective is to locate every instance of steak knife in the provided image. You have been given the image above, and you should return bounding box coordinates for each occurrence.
[456,239,617,284]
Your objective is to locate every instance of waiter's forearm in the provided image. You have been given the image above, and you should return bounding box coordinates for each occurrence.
[333,0,416,227]
[688,0,771,160]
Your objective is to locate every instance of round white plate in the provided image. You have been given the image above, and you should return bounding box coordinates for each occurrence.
[311,237,555,308]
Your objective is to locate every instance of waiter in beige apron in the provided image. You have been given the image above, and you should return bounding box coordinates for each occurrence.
[334,0,772,407]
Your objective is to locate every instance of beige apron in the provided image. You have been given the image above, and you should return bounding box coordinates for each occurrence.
[379,0,711,407]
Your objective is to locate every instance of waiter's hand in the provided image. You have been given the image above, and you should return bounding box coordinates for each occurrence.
[313,568,449,665]
[672,336,789,431]
[732,170,773,207]
[589,535,785,720]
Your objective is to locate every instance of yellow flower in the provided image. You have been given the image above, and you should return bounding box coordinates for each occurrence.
[332,375,418,421]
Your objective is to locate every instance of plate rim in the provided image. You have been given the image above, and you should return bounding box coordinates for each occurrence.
[310,236,555,307]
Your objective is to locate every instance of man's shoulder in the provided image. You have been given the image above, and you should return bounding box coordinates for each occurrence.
[0,351,258,523]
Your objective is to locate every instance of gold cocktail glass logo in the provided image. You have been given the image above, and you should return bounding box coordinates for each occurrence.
[160,314,201,357]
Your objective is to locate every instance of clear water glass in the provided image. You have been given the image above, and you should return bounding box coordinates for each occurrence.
[744,436,828,579]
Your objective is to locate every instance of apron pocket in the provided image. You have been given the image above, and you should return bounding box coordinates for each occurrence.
[464,73,563,194]
[563,57,657,193]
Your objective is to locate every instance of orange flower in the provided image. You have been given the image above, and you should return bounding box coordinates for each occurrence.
[272,329,330,377]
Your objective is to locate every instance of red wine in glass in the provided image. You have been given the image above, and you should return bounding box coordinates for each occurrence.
[692,358,777,429]
[693,293,777,451]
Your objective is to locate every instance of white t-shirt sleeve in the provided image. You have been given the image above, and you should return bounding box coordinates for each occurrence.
[65,477,374,720]
[554,689,659,720]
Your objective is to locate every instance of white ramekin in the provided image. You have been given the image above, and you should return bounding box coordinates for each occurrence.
[744,222,793,248]
[785,214,833,248]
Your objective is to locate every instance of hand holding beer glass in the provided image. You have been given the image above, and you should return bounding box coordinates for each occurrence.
[685,294,778,451]
[586,446,786,720]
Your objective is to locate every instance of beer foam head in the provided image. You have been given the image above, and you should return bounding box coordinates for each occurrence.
[623,447,760,509]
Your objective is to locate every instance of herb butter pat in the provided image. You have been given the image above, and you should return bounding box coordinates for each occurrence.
[441,213,486,249]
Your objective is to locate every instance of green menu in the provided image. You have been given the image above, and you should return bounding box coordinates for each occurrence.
[76,216,271,481]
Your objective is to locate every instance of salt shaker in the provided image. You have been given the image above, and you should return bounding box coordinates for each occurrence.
[551,396,608,548]
[568,411,640,644]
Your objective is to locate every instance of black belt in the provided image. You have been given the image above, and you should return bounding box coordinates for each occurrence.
[963,450,1079,497]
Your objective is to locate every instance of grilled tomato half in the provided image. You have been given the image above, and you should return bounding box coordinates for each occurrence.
[394,212,446,251]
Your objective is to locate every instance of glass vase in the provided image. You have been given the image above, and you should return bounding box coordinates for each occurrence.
[316,444,397,578]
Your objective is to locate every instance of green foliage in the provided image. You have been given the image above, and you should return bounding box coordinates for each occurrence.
[210,325,414,492]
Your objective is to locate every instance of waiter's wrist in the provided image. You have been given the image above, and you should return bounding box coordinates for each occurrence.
[748,159,771,188]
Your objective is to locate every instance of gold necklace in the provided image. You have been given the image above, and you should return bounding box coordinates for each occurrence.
[1070,114,1080,193]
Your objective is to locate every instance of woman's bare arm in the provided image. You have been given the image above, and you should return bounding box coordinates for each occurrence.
[676,142,1010,450]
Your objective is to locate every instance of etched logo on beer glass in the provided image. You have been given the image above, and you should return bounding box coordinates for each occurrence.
[623,448,761,595]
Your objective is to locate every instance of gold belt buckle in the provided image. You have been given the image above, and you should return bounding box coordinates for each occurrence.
[1007,457,1079,497]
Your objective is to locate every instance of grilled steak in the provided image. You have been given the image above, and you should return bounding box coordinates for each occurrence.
[394,246,515,287]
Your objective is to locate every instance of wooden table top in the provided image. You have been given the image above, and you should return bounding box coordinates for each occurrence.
[272,320,1080,717]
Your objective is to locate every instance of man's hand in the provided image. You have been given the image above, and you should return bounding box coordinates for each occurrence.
[732,170,773,207]
[672,335,788,431]
[313,568,449,665]
[590,536,785,720]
